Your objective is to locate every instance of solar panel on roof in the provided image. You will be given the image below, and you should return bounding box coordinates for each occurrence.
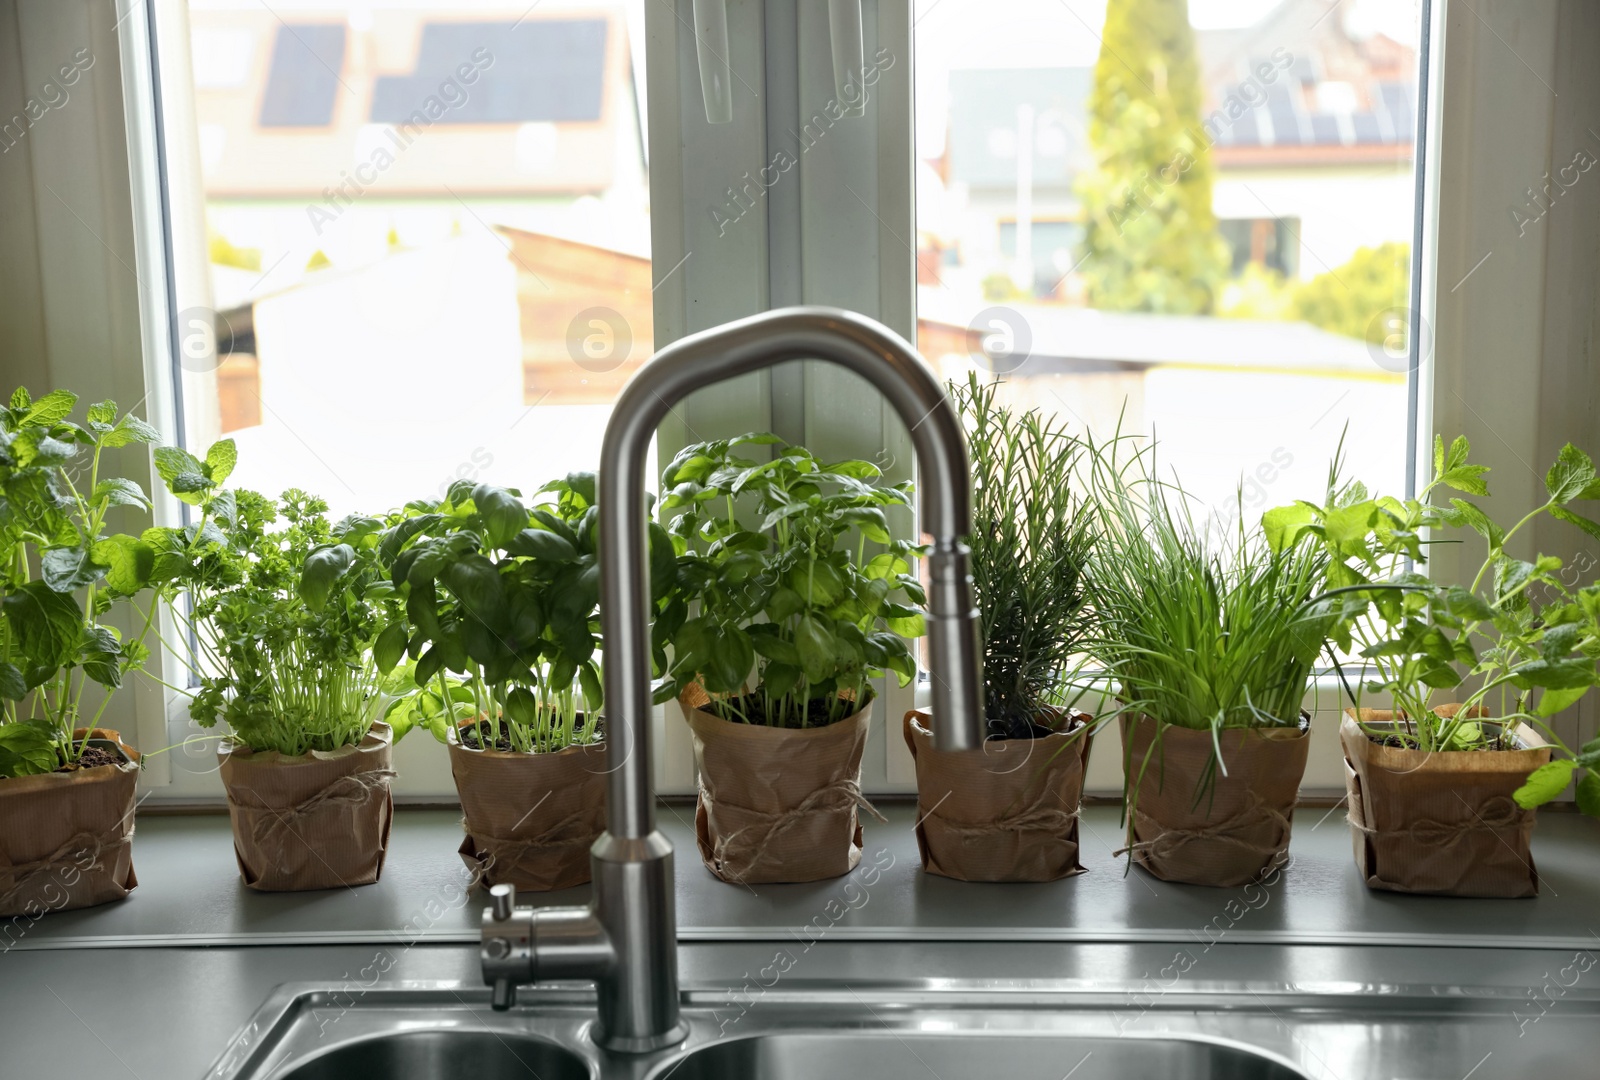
[370,20,608,125]
[1351,113,1383,144]
[259,24,347,128]
[1309,114,1341,145]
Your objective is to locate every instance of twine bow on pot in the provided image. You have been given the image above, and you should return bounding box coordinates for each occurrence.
[462,806,604,890]
[0,828,130,913]
[242,769,397,854]
[1115,792,1292,863]
[940,803,1081,840]
[1348,795,1530,847]
[707,778,886,883]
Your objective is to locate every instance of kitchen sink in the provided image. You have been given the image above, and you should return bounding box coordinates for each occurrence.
[205,975,1582,1080]
[658,1031,1305,1079]
[270,1030,590,1080]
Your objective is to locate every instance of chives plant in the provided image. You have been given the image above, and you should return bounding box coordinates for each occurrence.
[1085,436,1335,745]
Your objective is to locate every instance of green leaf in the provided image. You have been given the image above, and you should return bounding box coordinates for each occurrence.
[794,614,835,682]
[1443,585,1495,622]
[153,446,214,504]
[1576,771,1600,818]
[1546,444,1597,504]
[702,626,754,694]
[1510,658,1598,692]
[23,389,77,427]
[508,528,577,562]
[9,387,30,410]
[91,534,155,596]
[579,661,603,711]
[886,611,927,638]
[205,439,238,485]
[1550,505,1600,546]
[1,581,82,670]
[86,401,117,429]
[299,543,355,611]
[1322,501,1376,546]
[1538,685,1590,718]
[1262,503,1314,553]
[1445,499,1504,549]
[102,413,160,447]
[41,546,100,591]
[0,720,58,778]
[472,485,528,550]
[92,477,151,511]
[0,662,25,700]
[750,632,801,666]
[373,622,408,675]
[1513,759,1576,809]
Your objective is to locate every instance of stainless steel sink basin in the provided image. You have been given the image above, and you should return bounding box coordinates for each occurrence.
[204,983,1328,1080]
[271,1031,590,1080]
[658,1031,1304,1079]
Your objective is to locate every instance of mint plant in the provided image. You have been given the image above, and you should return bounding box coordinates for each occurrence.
[653,434,924,728]
[1266,435,1600,814]
[0,388,164,776]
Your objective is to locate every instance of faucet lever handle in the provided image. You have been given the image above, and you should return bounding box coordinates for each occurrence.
[490,883,516,922]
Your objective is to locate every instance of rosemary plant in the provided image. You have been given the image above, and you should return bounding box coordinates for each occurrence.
[953,373,1095,738]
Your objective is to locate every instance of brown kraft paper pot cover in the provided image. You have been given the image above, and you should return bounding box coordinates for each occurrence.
[680,687,875,884]
[0,728,140,919]
[1120,713,1309,888]
[447,725,607,891]
[904,709,1093,882]
[1341,707,1550,898]
[218,722,395,892]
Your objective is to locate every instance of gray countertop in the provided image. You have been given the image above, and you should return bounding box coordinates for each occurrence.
[9,802,1600,952]
[6,801,1600,1079]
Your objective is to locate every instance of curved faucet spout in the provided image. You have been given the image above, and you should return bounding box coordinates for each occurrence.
[485,307,987,1054]
[599,306,986,839]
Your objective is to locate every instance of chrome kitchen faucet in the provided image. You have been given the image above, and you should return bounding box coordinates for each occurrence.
[480,306,987,1052]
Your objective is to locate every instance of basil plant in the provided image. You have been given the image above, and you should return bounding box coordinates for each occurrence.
[374,475,619,754]
[653,434,925,729]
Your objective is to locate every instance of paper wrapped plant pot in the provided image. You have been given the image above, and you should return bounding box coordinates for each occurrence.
[0,728,140,919]
[1119,713,1309,888]
[447,723,606,892]
[904,709,1093,882]
[680,686,877,885]
[218,722,395,892]
[1342,708,1549,898]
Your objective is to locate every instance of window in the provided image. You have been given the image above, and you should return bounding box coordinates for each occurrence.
[914,0,1426,520]
[158,2,654,523]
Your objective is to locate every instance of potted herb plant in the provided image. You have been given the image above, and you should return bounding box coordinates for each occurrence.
[903,375,1097,882]
[1270,436,1600,897]
[152,457,398,892]
[375,476,608,892]
[1088,439,1334,888]
[0,389,162,916]
[654,434,922,885]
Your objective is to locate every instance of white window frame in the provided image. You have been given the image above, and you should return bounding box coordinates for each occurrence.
[94,0,1599,800]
